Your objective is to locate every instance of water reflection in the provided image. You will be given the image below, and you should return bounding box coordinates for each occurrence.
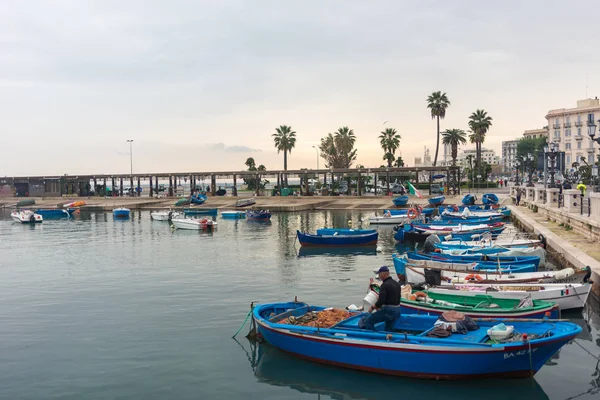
[244,341,550,400]
[297,247,378,258]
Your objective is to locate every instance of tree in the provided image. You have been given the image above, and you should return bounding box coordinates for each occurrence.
[319,126,358,169]
[426,91,450,166]
[468,109,493,178]
[245,157,256,170]
[243,159,266,190]
[394,157,405,168]
[272,125,297,185]
[378,128,401,167]
[441,129,467,167]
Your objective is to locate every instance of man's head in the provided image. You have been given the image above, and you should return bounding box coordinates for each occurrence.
[377,266,390,279]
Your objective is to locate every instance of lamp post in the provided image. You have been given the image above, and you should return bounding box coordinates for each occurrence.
[127,139,134,195]
[587,119,600,191]
[312,145,319,186]
[526,153,535,187]
[545,142,557,188]
[514,160,520,186]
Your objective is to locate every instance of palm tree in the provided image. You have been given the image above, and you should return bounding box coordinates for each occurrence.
[245,157,256,170]
[378,128,401,167]
[272,125,297,186]
[468,109,493,178]
[394,156,405,168]
[441,129,467,167]
[426,91,451,166]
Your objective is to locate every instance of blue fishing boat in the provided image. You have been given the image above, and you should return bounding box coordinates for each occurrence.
[427,196,445,206]
[296,230,378,247]
[184,208,218,216]
[33,209,70,219]
[112,208,130,218]
[247,210,272,220]
[221,211,246,219]
[482,193,499,205]
[406,251,540,270]
[190,193,207,205]
[427,217,504,225]
[392,196,409,207]
[253,301,581,379]
[316,228,377,235]
[462,194,476,206]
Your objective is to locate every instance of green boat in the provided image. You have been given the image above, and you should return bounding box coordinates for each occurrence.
[16,199,35,207]
[174,198,190,207]
[366,285,559,319]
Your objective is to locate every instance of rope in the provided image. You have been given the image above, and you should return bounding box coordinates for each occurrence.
[573,340,600,361]
[232,309,252,338]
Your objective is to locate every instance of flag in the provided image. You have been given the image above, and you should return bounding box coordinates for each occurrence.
[406,181,423,199]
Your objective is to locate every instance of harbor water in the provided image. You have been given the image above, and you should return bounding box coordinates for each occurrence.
[0,210,598,400]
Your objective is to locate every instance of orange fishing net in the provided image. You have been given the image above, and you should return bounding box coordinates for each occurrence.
[284,308,352,328]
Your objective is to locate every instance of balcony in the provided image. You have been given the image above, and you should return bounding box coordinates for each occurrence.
[564,122,571,128]
[553,136,561,142]
[553,123,561,129]
[575,121,583,127]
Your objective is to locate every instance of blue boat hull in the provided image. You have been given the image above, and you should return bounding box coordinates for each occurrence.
[392,196,409,206]
[297,230,378,247]
[462,194,476,206]
[428,196,445,206]
[33,209,70,218]
[254,302,581,380]
[113,209,130,218]
[247,211,272,220]
[190,194,207,205]
[386,208,435,216]
[316,228,376,236]
[406,252,539,269]
[482,193,499,205]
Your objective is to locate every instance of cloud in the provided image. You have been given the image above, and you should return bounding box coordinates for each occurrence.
[205,143,262,153]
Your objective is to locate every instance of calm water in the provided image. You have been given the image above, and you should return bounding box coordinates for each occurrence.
[0,210,598,400]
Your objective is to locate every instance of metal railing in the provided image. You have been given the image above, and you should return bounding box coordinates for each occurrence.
[581,196,591,217]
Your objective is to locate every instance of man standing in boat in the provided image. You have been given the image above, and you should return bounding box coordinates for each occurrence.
[359,266,401,332]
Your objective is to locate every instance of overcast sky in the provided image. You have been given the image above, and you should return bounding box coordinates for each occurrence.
[1,0,600,176]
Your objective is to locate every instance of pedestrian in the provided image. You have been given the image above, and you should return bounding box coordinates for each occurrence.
[359,266,401,332]
[577,181,587,197]
[504,180,508,188]
[516,187,522,206]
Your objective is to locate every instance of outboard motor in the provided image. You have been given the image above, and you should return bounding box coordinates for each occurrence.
[168,211,173,221]
[423,234,441,253]
[29,214,36,223]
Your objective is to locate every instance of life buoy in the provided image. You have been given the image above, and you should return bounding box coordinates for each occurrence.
[453,205,459,212]
[407,208,418,219]
[465,274,483,282]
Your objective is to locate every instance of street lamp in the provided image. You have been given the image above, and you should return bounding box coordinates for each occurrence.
[545,142,558,188]
[526,153,535,187]
[127,139,134,195]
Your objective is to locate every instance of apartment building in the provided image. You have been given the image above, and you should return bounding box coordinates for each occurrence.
[523,128,548,140]
[546,98,600,167]
[457,148,500,169]
[501,140,518,173]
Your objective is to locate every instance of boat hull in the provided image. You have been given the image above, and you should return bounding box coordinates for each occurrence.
[428,196,445,206]
[33,209,70,219]
[11,211,43,223]
[247,210,272,220]
[112,208,130,218]
[221,211,246,219]
[392,196,409,206]
[171,218,217,230]
[150,211,182,221]
[254,303,580,380]
[184,208,218,216]
[297,230,378,247]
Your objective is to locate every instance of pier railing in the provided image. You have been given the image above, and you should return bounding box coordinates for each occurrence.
[581,196,591,217]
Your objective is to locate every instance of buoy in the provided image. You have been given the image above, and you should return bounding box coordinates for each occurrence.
[348,219,353,226]
[376,246,383,252]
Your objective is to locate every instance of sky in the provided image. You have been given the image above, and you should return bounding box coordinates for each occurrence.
[1,0,600,176]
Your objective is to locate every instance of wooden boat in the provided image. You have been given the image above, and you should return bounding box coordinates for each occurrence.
[368,213,415,225]
[427,196,445,206]
[412,222,505,235]
[296,230,378,247]
[174,198,190,206]
[482,193,499,205]
[392,255,591,285]
[439,205,511,218]
[364,281,559,319]
[33,209,70,218]
[63,200,85,208]
[150,210,182,221]
[11,210,42,223]
[171,217,217,230]
[441,210,505,219]
[183,208,218,216]
[462,194,476,206]
[402,255,538,274]
[428,283,592,311]
[236,198,256,207]
[221,211,246,219]
[387,208,435,216]
[392,195,409,206]
[253,301,581,379]
[112,208,130,218]
[441,238,543,248]
[247,210,272,220]
[407,251,541,269]
[436,244,547,267]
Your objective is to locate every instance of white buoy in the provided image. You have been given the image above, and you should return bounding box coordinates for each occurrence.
[376,246,383,252]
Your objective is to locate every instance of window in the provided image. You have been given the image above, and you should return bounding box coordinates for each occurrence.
[565,129,571,137]
[554,130,560,139]
[566,143,571,150]
[577,127,581,136]
[577,115,581,123]
[588,113,595,124]
[577,141,582,149]
[590,154,595,164]
[566,155,571,165]
[566,116,570,123]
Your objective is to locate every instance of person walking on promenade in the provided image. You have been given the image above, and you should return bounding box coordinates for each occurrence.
[359,266,401,332]
[516,187,522,206]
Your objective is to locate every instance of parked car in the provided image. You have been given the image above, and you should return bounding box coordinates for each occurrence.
[337,184,348,195]
[390,183,405,194]
[430,184,444,195]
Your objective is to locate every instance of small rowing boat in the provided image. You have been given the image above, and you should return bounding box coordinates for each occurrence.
[11,210,43,223]
[296,229,378,247]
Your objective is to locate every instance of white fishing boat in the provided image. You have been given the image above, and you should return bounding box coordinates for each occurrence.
[150,210,182,221]
[427,283,592,311]
[171,217,217,230]
[442,210,504,219]
[11,210,43,223]
[368,214,411,224]
[442,237,542,248]
[439,246,547,267]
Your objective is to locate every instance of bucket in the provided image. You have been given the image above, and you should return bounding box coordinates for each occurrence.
[363,290,379,310]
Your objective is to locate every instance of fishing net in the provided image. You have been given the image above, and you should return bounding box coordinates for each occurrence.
[284,308,352,328]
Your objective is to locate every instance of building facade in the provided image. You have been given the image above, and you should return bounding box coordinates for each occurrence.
[501,140,518,174]
[546,98,600,168]
[523,128,548,140]
[457,148,500,169]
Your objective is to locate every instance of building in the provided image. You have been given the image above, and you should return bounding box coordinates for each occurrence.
[501,140,518,174]
[546,98,600,168]
[523,128,548,140]
[457,148,500,169]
